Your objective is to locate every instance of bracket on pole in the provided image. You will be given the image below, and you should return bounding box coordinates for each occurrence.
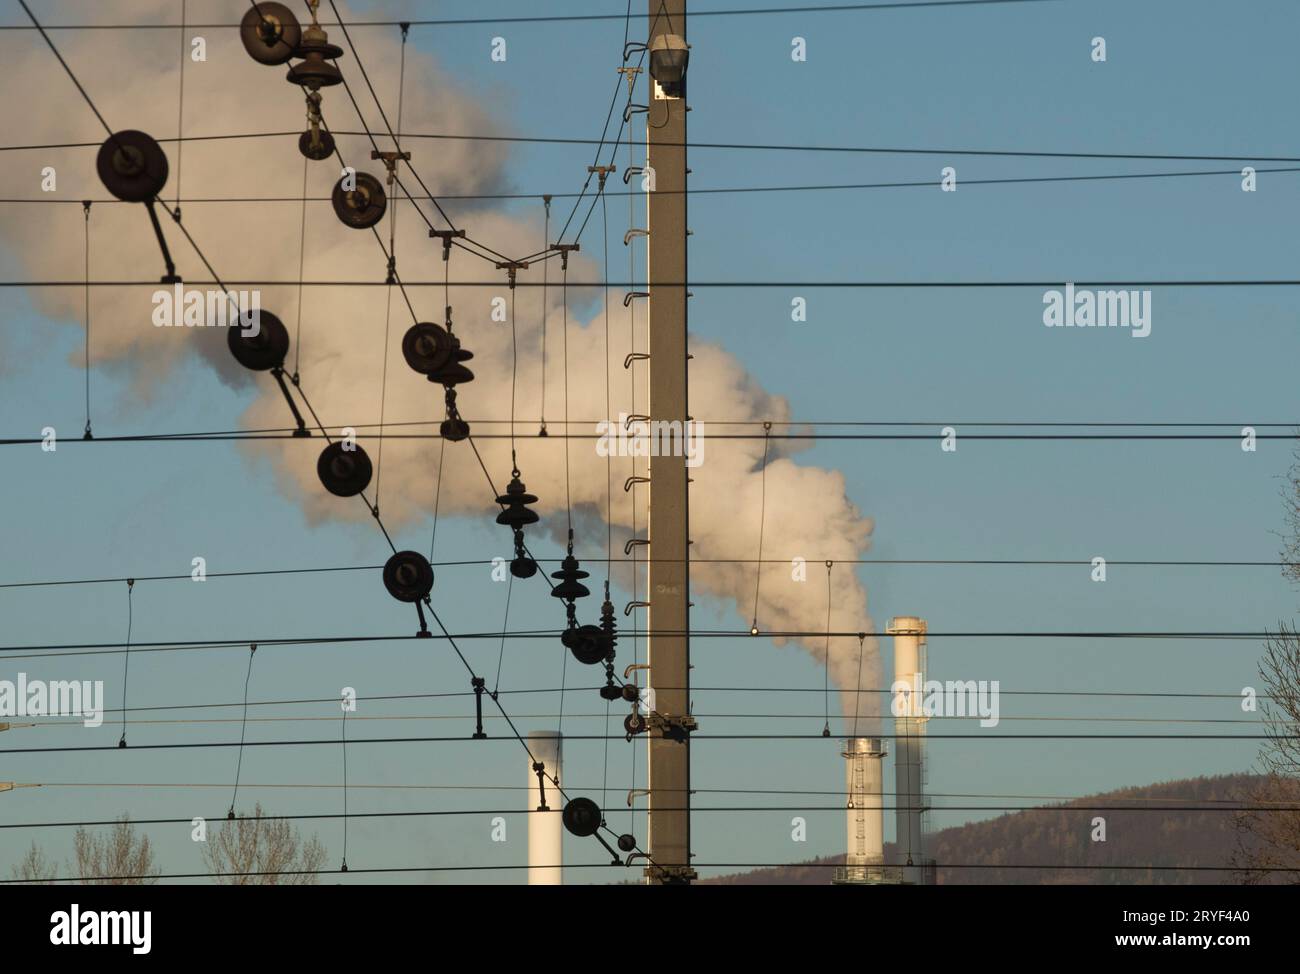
[648,711,697,743]
[645,863,699,885]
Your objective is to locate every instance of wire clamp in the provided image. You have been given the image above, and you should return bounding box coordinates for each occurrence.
[587,164,617,191]
[370,149,411,188]
[550,242,580,270]
[495,260,529,289]
[429,228,466,261]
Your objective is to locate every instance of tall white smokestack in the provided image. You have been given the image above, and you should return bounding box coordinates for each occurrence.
[527,731,562,885]
[888,616,929,884]
[835,737,886,883]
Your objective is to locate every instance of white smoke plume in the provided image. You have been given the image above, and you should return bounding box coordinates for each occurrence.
[0,0,880,726]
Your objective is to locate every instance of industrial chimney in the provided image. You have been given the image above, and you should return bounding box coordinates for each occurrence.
[526,731,562,885]
[888,616,929,884]
[832,736,887,884]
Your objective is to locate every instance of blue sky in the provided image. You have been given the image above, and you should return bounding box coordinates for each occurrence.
[1,0,1297,883]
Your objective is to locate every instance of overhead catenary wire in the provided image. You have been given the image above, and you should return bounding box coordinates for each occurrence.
[20,711,1282,728]
[0,685,1276,725]
[16,277,1300,288]
[19,0,355,481]
[0,1,1068,33]
[0,628,1282,664]
[323,0,460,233]
[3,731,1292,759]
[19,417,1296,430]
[1,554,1283,593]
[4,802,1297,838]
[10,128,1300,165]
[9,164,1300,203]
[11,0,1294,886]
[24,783,1295,806]
[13,4,602,865]
[1,859,1291,885]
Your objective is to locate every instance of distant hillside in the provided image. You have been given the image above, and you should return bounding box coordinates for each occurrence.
[705,773,1274,885]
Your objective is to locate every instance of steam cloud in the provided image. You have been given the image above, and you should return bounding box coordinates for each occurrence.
[0,0,881,727]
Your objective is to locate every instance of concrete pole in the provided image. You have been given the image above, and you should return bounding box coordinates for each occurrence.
[644,0,694,885]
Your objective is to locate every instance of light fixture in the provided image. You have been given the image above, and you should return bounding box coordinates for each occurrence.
[649,34,689,97]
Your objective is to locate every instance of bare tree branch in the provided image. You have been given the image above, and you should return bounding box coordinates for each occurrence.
[200,803,327,885]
